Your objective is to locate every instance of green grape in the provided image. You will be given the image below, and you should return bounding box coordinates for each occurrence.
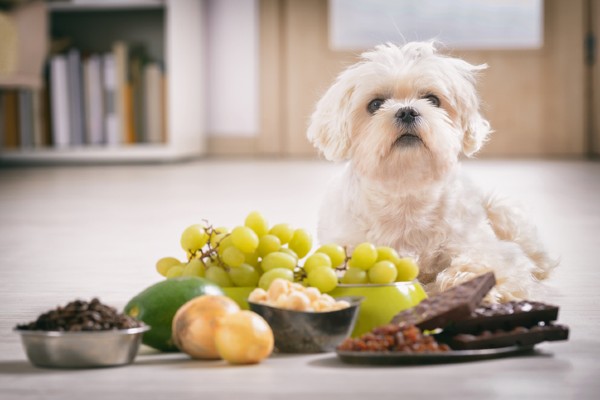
[279,247,298,262]
[156,257,182,277]
[288,228,313,259]
[395,257,420,281]
[180,224,209,252]
[261,251,297,271]
[215,226,229,235]
[368,260,398,284]
[303,252,332,274]
[182,259,206,277]
[340,267,368,284]
[254,262,264,275]
[205,266,234,287]
[204,258,220,268]
[307,266,338,293]
[348,242,378,270]
[217,235,234,256]
[229,263,260,287]
[257,234,281,257]
[231,226,259,253]
[376,246,401,263]
[210,232,227,248]
[245,211,269,237]
[165,265,184,279]
[222,246,245,268]
[269,223,294,244]
[258,268,294,290]
[316,243,346,267]
[244,251,260,267]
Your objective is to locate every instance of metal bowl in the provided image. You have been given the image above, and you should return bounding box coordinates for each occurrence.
[248,297,362,353]
[14,325,150,369]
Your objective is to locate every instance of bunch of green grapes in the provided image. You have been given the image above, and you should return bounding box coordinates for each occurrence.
[155,211,420,294]
[155,211,313,291]
[297,242,420,293]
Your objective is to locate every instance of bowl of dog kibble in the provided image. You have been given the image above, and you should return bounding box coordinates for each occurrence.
[14,298,149,369]
[247,279,362,353]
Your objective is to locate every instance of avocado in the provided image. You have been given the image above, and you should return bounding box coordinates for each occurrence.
[124,277,223,352]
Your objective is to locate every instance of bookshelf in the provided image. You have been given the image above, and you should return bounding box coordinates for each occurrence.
[0,0,205,164]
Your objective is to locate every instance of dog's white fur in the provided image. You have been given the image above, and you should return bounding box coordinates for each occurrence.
[307,42,556,302]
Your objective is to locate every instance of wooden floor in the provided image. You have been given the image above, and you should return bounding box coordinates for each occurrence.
[0,159,598,399]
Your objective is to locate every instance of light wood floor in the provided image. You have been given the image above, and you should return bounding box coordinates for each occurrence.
[0,159,598,399]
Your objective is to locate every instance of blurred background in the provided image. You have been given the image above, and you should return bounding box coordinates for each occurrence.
[0,0,598,163]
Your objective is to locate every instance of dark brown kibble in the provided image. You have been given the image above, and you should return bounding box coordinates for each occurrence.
[15,298,144,332]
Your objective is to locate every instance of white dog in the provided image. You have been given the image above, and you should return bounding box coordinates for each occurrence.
[307,41,556,302]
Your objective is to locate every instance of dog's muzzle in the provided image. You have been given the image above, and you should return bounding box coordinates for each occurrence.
[393,107,423,147]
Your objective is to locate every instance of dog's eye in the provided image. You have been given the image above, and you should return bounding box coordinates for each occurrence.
[367,99,385,114]
[424,94,441,107]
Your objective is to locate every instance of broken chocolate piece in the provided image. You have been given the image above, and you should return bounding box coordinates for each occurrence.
[445,301,560,334]
[391,272,496,330]
[440,323,569,350]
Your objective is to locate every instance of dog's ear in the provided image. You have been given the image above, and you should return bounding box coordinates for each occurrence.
[463,112,492,157]
[451,60,493,157]
[307,71,358,162]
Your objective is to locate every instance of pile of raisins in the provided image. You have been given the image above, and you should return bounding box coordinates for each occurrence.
[337,323,450,353]
[16,298,143,332]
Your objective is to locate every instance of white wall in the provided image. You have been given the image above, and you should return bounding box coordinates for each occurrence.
[205,0,259,137]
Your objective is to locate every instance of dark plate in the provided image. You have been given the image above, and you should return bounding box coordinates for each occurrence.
[336,345,536,365]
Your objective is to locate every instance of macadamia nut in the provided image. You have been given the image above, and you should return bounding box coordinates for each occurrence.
[248,278,349,312]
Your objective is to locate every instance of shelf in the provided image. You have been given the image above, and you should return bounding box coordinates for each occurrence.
[1,0,205,165]
[0,144,200,164]
[0,75,43,89]
[48,1,165,12]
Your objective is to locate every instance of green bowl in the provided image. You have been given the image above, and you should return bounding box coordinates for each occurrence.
[329,281,427,337]
[222,287,255,310]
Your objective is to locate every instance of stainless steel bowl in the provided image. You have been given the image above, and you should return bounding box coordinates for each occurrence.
[248,297,362,353]
[15,325,150,368]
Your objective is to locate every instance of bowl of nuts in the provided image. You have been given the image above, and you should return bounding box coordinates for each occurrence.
[247,279,362,353]
[15,298,149,369]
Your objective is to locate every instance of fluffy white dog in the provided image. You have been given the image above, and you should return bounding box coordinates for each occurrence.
[307,41,556,302]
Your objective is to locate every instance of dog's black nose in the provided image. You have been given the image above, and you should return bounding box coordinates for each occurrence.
[395,107,419,124]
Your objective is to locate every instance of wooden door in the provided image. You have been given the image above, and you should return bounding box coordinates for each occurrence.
[591,0,600,156]
[277,0,588,157]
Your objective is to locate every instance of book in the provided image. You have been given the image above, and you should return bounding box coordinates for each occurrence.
[113,41,132,144]
[162,75,167,142]
[32,89,44,147]
[83,54,105,145]
[18,89,34,148]
[67,48,86,145]
[102,53,120,146]
[1,90,20,148]
[50,54,70,148]
[130,48,146,143]
[41,84,52,147]
[124,83,135,144]
[144,62,163,143]
[0,92,4,148]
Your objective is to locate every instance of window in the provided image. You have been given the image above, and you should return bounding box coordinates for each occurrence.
[329,0,543,51]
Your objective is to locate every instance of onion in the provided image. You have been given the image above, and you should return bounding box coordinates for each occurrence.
[214,310,274,364]
[172,295,240,359]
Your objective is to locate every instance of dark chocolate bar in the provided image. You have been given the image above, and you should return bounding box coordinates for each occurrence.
[391,272,496,330]
[445,301,559,334]
[441,323,569,350]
